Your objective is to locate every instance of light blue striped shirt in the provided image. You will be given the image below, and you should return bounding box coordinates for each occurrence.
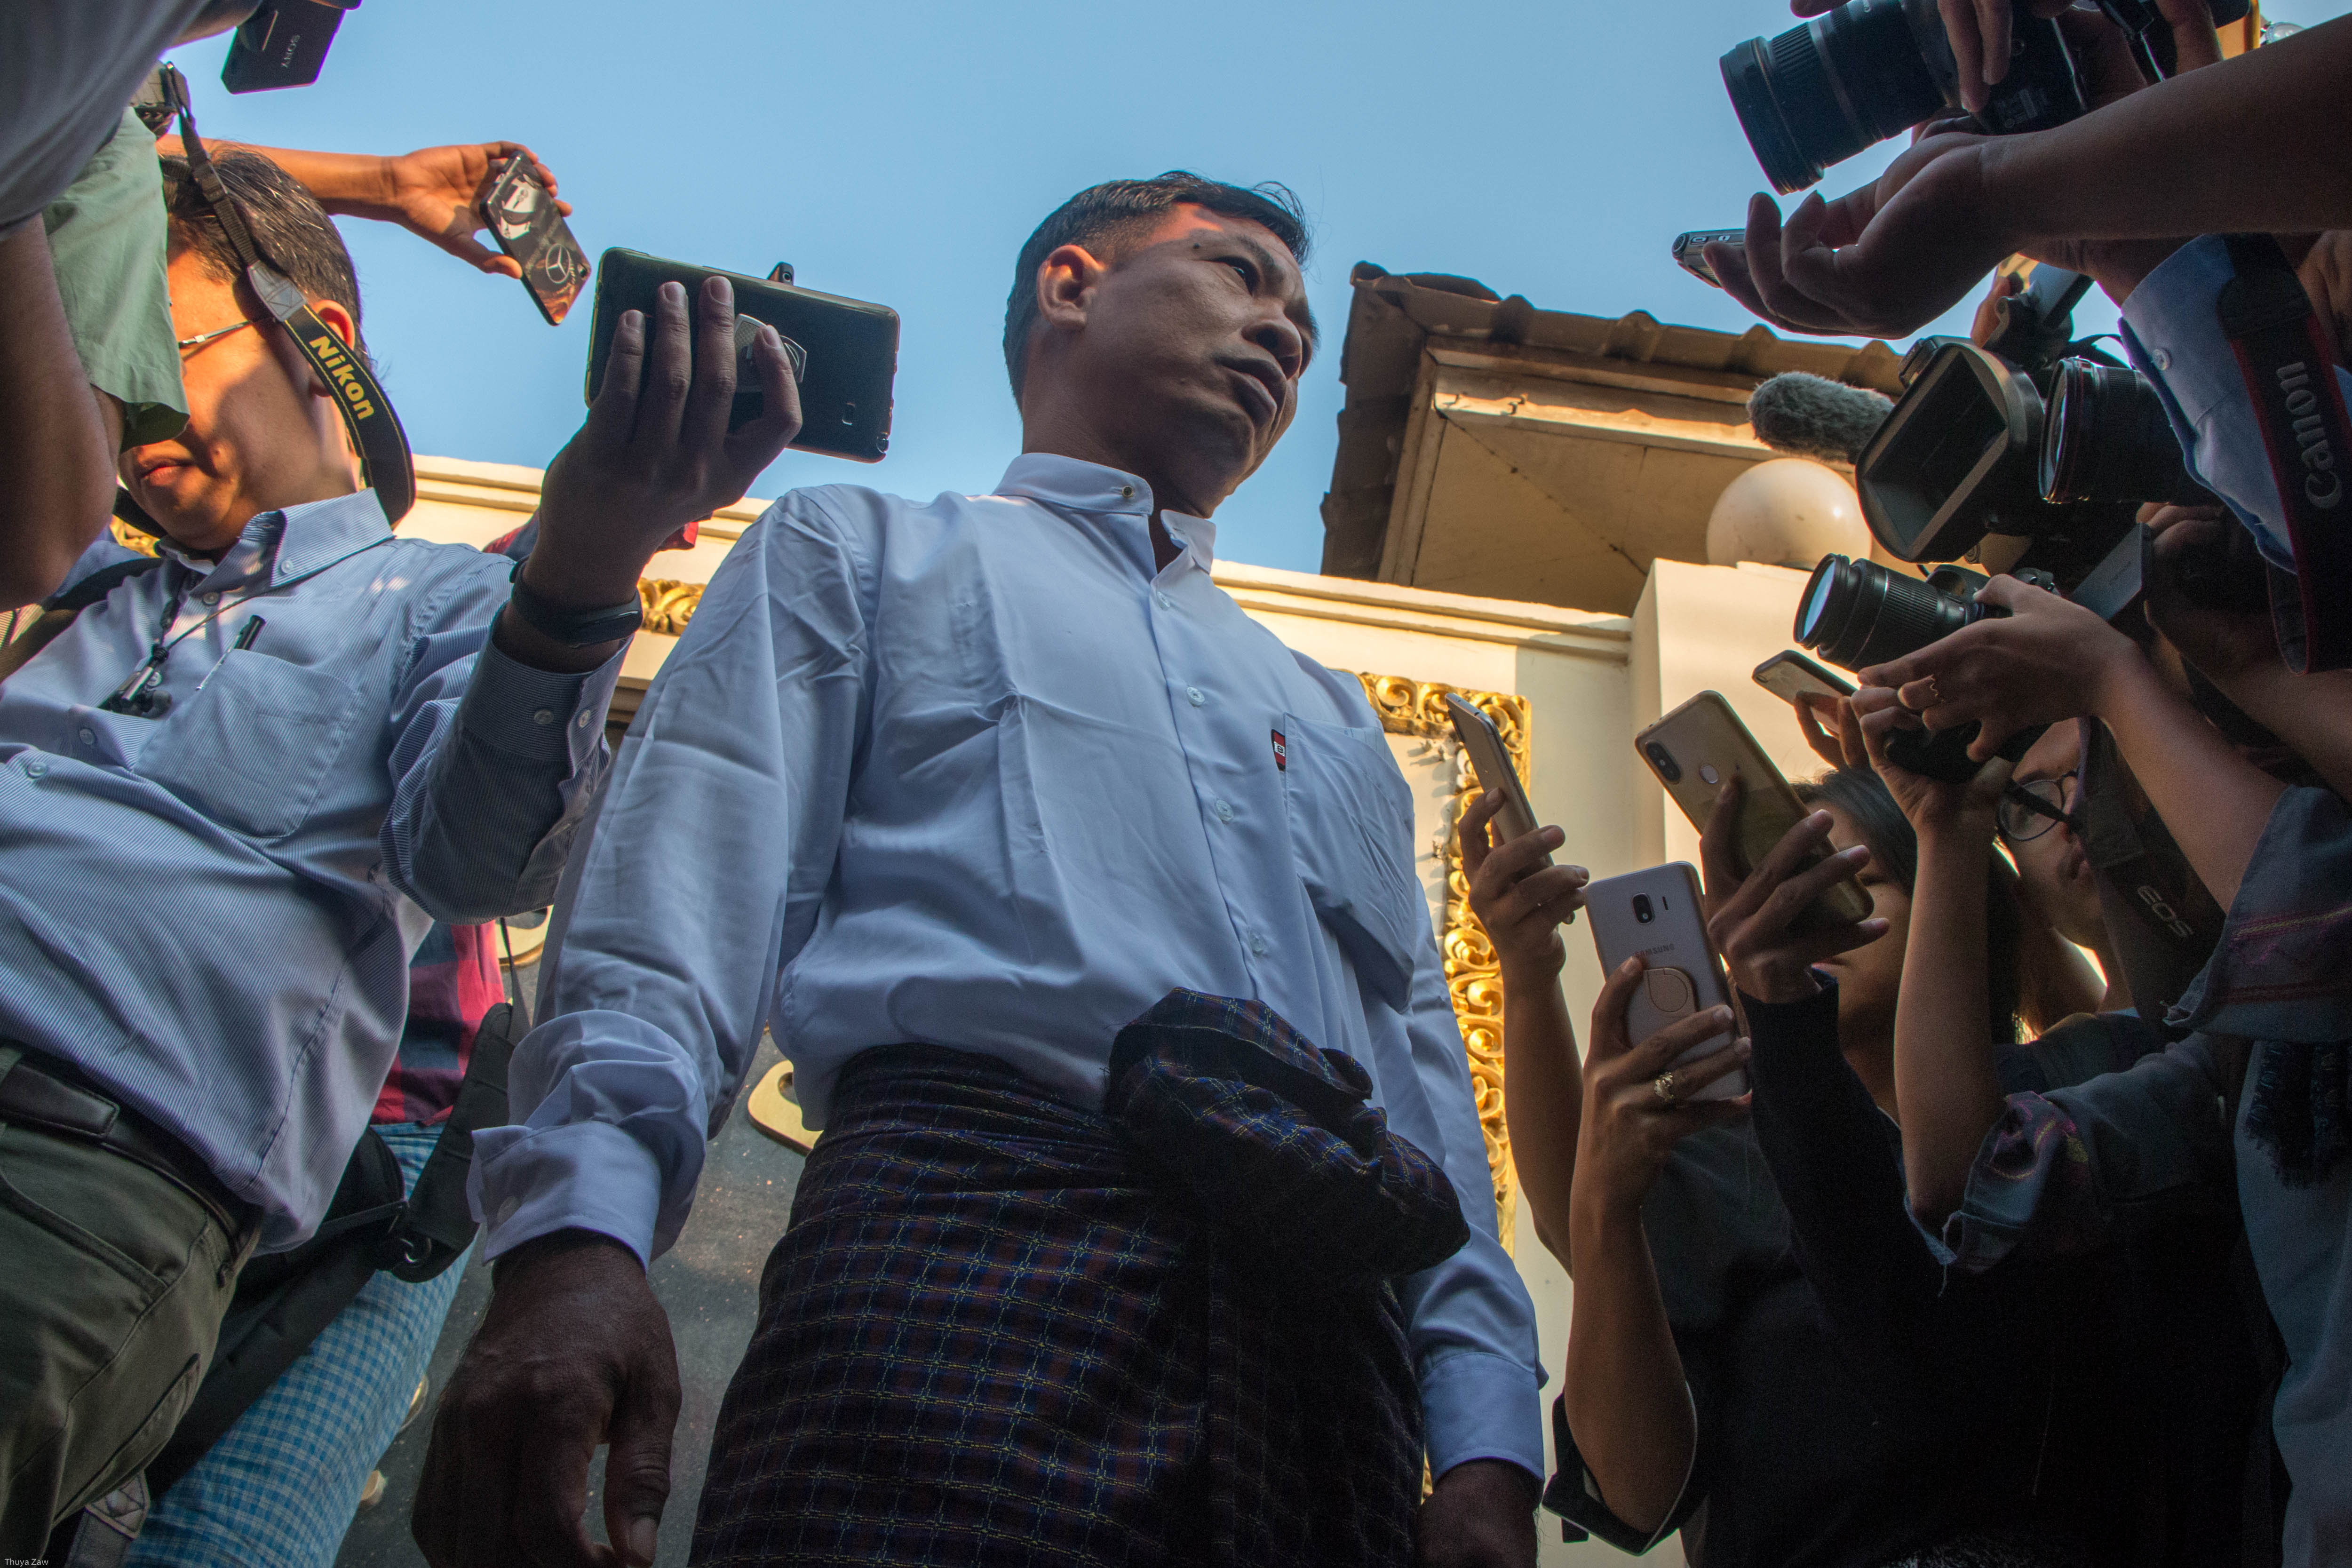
[0,489,620,1248]
[476,454,1546,1480]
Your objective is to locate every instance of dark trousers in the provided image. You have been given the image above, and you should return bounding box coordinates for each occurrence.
[0,1102,243,1556]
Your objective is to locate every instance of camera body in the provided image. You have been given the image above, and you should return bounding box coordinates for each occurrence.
[1724,0,2250,193]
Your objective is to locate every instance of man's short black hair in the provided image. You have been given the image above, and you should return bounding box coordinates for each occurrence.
[1002,171,1311,398]
[161,149,368,367]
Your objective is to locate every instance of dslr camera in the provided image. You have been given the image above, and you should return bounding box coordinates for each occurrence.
[1724,0,2249,193]
[1792,264,2232,778]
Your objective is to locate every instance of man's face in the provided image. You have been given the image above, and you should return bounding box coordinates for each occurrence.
[1041,205,1314,515]
[121,250,359,557]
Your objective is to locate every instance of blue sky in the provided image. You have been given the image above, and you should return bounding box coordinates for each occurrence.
[165,0,2345,575]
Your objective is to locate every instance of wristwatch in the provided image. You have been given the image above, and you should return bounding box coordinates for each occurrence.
[505,562,643,647]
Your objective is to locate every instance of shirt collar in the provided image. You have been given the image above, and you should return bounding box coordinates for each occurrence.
[990,453,1219,571]
[158,488,394,592]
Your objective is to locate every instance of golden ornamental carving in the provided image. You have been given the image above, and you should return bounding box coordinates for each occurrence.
[638,577,705,637]
[1356,673,1529,1251]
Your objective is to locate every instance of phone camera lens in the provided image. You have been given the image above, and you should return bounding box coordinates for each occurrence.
[1632,895,1655,924]
[1645,743,1683,784]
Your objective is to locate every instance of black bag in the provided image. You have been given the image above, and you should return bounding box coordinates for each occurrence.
[142,1000,522,1497]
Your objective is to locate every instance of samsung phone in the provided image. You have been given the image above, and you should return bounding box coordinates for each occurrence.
[585,248,898,462]
[1586,863,1746,1101]
[1752,649,1856,708]
[1673,229,1745,289]
[484,157,590,325]
[1635,691,1872,931]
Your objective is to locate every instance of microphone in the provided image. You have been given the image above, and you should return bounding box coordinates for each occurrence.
[1746,373,1894,466]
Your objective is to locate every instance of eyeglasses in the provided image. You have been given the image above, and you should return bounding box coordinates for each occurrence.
[176,319,258,357]
[1998,771,2082,844]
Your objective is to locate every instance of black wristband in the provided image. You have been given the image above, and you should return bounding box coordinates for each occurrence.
[505,562,643,648]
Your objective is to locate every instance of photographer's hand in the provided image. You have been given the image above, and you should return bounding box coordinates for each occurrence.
[1864,576,2280,904]
[1851,685,2014,846]
[1794,692,1868,772]
[1699,781,1886,1004]
[1856,576,2141,760]
[413,1229,681,1568]
[1459,789,1589,982]
[154,139,571,279]
[1792,0,2075,115]
[498,274,802,674]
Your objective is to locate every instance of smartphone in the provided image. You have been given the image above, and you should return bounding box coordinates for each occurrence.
[585,248,898,462]
[1672,229,1745,289]
[1635,691,1871,932]
[1586,863,1745,1101]
[1446,694,1540,845]
[1752,650,1856,708]
[220,0,349,94]
[484,157,591,326]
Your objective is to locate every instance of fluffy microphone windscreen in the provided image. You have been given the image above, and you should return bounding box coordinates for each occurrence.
[1747,373,1895,466]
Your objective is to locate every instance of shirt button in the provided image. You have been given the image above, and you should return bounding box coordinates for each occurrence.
[24,759,47,779]
[1185,686,1205,707]
[200,591,220,606]
[532,708,556,726]
[1213,798,1234,823]
[494,1196,521,1226]
[1119,484,1135,499]
[77,728,95,746]
[574,710,591,729]
[1249,935,1268,957]
[1155,591,1175,611]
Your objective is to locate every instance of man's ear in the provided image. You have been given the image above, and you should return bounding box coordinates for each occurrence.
[299,300,359,404]
[1035,244,1108,334]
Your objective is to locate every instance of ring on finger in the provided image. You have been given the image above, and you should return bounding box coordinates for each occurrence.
[1650,1070,1679,1106]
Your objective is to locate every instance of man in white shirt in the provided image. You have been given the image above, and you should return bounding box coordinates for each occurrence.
[416,172,1545,1568]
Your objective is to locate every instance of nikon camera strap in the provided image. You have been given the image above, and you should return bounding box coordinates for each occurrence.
[143,64,414,527]
[2217,233,2352,674]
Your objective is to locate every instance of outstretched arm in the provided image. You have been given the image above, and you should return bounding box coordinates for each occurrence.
[157,135,570,279]
[0,220,116,608]
[1457,788,1590,1266]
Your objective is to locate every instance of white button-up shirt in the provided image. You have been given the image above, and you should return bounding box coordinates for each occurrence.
[476,454,1545,1477]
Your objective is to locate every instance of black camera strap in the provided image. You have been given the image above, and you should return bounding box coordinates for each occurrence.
[150,64,414,525]
[2216,233,2352,673]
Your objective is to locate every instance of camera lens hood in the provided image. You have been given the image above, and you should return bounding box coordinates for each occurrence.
[1858,342,2049,563]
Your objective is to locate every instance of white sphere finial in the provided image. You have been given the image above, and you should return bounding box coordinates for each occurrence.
[1705,458,1870,569]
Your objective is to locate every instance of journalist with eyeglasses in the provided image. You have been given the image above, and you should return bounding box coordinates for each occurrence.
[0,138,800,1553]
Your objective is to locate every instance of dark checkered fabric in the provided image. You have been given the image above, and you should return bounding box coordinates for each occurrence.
[691,1039,1425,1567]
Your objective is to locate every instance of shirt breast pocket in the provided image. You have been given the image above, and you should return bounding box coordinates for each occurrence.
[137,651,362,840]
[1279,713,1426,1010]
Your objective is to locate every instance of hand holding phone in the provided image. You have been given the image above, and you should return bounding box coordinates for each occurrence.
[1587,863,1747,1102]
[485,157,591,325]
[586,249,898,462]
[1673,229,1745,289]
[1636,692,1870,932]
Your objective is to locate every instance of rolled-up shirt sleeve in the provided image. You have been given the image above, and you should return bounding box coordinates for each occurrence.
[1393,928,1548,1483]
[1930,788,2352,1271]
[2120,236,2352,574]
[471,494,870,1264]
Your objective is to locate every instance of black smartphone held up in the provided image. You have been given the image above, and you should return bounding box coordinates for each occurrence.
[221,0,354,93]
[1752,650,1855,708]
[1673,229,1744,289]
[484,157,590,326]
[585,249,898,463]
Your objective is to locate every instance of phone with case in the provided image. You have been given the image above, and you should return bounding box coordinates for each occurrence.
[1752,649,1855,708]
[1635,691,1871,933]
[1585,863,1745,1101]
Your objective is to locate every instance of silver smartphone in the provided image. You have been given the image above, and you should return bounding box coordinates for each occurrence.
[1445,693,1540,846]
[1585,862,1746,1101]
